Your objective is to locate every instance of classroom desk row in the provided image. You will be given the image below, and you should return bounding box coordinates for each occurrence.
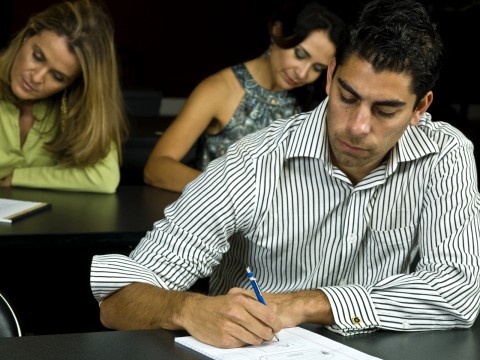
[0,185,179,243]
[1,321,479,360]
[0,185,180,335]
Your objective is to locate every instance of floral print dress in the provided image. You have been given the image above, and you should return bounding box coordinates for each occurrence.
[196,63,300,170]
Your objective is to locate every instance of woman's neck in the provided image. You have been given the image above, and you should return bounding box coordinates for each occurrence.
[245,55,281,92]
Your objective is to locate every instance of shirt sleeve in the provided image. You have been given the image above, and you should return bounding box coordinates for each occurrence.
[12,144,120,193]
[91,141,259,301]
[322,142,480,336]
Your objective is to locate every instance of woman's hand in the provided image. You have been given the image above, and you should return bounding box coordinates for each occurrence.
[0,174,12,187]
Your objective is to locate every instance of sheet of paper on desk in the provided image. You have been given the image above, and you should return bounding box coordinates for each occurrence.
[0,198,51,224]
[175,326,382,360]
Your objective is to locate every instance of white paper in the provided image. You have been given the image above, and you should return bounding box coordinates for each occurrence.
[0,198,49,223]
[175,326,382,360]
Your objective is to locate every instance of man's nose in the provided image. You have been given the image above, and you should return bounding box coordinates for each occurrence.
[349,108,371,135]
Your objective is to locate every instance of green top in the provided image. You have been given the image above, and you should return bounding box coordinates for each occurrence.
[0,100,119,193]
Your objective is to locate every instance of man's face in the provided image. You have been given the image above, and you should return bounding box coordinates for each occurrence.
[325,54,431,184]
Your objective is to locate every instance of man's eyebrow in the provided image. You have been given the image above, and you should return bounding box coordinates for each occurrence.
[338,77,361,99]
[338,77,407,107]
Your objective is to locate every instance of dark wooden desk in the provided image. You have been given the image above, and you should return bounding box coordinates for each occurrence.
[1,321,479,360]
[0,185,179,243]
[0,185,180,336]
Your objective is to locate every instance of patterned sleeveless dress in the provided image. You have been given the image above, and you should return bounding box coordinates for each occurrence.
[196,63,300,170]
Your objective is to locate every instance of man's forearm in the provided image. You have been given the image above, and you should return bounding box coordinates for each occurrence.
[99,282,202,330]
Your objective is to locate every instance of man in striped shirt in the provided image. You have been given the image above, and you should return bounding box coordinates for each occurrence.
[91,0,480,349]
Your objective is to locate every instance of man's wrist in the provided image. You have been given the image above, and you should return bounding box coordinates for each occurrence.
[172,291,205,329]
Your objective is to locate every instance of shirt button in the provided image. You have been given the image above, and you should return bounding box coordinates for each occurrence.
[270,98,278,105]
[352,316,362,325]
[402,321,410,329]
[348,234,356,244]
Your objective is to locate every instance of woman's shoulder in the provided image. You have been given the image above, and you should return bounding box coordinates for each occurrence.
[198,65,242,95]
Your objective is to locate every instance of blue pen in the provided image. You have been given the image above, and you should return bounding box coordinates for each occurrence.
[246,266,279,341]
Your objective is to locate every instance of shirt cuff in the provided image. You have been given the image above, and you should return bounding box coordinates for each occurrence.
[321,284,380,335]
[90,254,169,302]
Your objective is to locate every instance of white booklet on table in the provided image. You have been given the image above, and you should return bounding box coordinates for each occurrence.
[0,198,51,224]
[175,326,382,360]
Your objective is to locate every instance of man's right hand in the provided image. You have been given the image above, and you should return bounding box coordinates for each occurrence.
[99,283,281,349]
[179,287,281,348]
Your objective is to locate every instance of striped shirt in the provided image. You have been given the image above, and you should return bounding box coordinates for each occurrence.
[91,98,480,336]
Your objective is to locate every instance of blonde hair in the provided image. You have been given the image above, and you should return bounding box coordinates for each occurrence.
[0,0,128,167]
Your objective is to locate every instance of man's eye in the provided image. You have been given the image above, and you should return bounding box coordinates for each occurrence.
[375,109,396,119]
[339,92,356,104]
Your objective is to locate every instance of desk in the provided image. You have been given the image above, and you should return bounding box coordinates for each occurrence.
[0,321,479,360]
[0,185,180,335]
[0,185,179,244]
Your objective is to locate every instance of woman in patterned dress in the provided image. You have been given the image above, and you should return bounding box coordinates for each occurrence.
[144,0,345,192]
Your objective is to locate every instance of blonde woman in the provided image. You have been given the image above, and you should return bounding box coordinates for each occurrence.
[0,0,128,193]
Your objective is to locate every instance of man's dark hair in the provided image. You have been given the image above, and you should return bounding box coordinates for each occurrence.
[335,0,443,106]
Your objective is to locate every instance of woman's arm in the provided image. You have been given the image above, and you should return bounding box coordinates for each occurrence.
[144,69,241,192]
[11,145,120,193]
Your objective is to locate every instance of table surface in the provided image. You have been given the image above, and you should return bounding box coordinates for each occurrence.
[0,185,181,335]
[0,185,179,244]
[0,321,479,360]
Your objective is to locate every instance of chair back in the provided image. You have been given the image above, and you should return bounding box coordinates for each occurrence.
[0,292,22,337]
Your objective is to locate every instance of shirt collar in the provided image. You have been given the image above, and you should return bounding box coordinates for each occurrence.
[285,97,330,161]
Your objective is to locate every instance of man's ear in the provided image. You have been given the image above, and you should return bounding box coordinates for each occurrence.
[325,57,337,96]
[410,91,433,125]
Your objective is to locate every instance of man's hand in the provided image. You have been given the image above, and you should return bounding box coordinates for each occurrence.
[262,289,334,328]
[100,283,333,349]
[100,284,282,349]
[180,287,281,348]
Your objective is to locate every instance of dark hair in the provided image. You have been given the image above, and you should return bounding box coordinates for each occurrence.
[268,0,346,110]
[335,0,443,107]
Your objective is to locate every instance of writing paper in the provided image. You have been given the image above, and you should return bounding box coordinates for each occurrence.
[0,198,51,224]
[175,326,382,360]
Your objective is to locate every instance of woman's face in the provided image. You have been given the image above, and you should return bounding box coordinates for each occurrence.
[270,29,336,91]
[10,30,81,101]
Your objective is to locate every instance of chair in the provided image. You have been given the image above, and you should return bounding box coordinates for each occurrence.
[0,291,22,337]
